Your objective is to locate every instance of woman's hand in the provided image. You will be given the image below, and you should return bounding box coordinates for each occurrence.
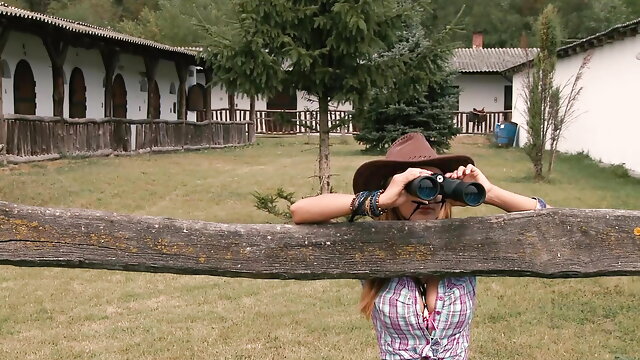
[445,164,495,207]
[378,167,434,209]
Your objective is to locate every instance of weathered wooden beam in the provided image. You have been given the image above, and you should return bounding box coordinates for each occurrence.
[100,47,118,118]
[41,36,68,117]
[1,202,639,279]
[174,60,188,121]
[204,69,213,121]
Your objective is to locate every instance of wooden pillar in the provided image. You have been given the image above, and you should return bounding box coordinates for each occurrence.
[143,56,159,120]
[228,93,235,122]
[42,36,68,117]
[100,48,118,118]
[174,59,188,121]
[204,69,213,121]
[0,27,10,164]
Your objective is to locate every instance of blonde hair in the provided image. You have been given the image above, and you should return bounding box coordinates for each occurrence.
[358,202,452,318]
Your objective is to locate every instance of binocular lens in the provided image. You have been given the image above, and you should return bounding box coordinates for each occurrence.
[461,183,485,207]
[415,177,439,200]
[405,174,486,206]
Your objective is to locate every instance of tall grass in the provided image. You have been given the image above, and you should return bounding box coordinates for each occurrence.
[0,135,638,360]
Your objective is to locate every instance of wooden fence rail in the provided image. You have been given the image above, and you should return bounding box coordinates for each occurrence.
[1,201,639,279]
[206,108,356,135]
[454,111,512,135]
[205,108,511,136]
[0,114,253,163]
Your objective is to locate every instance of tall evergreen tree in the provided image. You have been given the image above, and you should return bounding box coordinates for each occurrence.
[354,12,460,153]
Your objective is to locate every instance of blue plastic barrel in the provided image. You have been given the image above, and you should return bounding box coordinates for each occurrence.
[494,122,518,146]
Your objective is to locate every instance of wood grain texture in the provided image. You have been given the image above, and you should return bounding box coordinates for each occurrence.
[1,201,639,279]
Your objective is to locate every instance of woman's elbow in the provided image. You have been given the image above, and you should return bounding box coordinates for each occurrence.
[289,201,306,224]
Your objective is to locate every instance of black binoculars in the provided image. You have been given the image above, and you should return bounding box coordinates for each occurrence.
[405,174,486,206]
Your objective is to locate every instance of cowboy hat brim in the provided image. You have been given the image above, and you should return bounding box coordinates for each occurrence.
[352,154,475,193]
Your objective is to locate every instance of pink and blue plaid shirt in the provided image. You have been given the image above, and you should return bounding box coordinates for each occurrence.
[370,198,547,359]
[372,276,476,360]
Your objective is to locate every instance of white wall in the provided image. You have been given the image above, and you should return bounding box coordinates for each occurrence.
[454,74,511,112]
[63,46,105,118]
[115,53,146,120]
[2,31,53,116]
[156,59,178,120]
[513,34,640,173]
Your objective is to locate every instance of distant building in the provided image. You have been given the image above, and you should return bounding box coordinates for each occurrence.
[452,33,537,113]
[510,18,640,174]
[0,3,348,126]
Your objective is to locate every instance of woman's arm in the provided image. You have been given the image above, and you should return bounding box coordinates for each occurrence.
[290,168,436,224]
[484,185,540,212]
[446,164,550,212]
[290,193,354,224]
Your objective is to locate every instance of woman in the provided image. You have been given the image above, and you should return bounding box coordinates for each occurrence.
[290,132,547,360]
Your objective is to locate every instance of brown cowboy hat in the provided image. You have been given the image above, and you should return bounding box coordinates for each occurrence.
[353,132,474,193]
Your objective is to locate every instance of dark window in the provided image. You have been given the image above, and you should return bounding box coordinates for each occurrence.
[504,85,513,111]
[13,59,36,115]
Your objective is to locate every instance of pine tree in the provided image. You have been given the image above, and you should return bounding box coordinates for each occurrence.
[354,18,460,153]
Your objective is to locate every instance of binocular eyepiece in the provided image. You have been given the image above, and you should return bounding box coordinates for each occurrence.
[405,174,486,207]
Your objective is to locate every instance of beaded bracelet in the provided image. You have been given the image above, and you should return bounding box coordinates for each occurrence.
[349,191,371,222]
[350,191,370,214]
[349,190,387,222]
[370,189,387,217]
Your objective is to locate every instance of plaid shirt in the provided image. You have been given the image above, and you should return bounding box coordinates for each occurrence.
[372,276,476,360]
[370,198,548,359]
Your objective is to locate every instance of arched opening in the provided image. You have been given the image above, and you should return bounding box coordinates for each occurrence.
[112,74,127,118]
[13,59,36,115]
[187,83,206,121]
[69,67,87,118]
[148,80,160,119]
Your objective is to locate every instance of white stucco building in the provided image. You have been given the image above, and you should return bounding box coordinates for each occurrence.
[452,47,537,113]
[0,3,349,127]
[511,18,640,174]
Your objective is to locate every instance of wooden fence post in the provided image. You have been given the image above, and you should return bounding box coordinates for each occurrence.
[0,117,6,166]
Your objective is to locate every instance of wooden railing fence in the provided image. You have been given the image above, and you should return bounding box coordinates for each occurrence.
[204,109,512,136]
[206,108,356,135]
[0,110,515,164]
[1,201,639,279]
[0,114,253,164]
[454,111,512,135]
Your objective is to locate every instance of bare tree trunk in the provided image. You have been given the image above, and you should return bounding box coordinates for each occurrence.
[249,96,256,143]
[0,67,5,166]
[318,96,331,194]
[547,139,558,176]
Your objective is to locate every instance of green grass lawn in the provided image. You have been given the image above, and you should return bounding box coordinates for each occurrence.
[0,135,638,360]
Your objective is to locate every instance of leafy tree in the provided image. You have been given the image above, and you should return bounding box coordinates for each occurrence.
[47,0,121,27]
[354,19,460,153]
[4,0,30,9]
[199,0,407,194]
[115,0,159,20]
[117,0,223,46]
[555,0,629,42]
